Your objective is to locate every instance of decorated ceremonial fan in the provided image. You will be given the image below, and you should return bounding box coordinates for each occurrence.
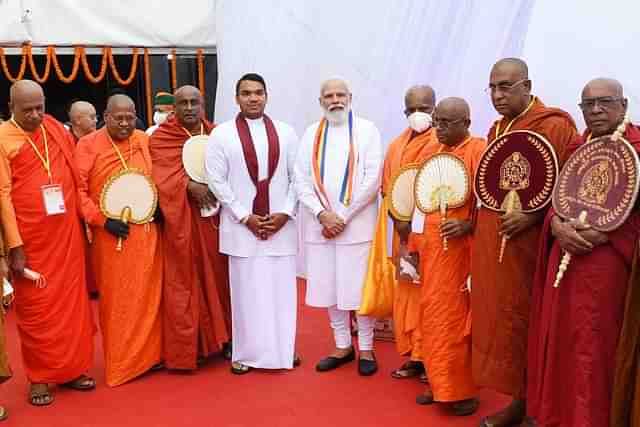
[414,153,470,250]
[474,130,558,262]
[182,134,220,217]
[182,135,209,184]
[389,164,420,221]
[100,168,158,251]
[552,121,639,287]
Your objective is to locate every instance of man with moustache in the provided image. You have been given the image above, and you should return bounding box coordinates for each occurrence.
[527,78,640,427]
[206,73,299,374]
[0,80,95,405]
[295,78,383,376]
[471,58,577,427]
[381,85,438,381]
[150,85,232,370]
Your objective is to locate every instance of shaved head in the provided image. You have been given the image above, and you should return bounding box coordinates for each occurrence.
[404,85,436,118]
[434,97,471,146]
[489,57,532,119]
[69,101,95,120]
[581,77,627,137]
[9,80,45,132]
[69,101,97,138]
[175,85,204,131]
[104,94,136,140]
[491,57,529,80]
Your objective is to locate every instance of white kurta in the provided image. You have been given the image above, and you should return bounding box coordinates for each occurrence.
[295,115,383,309]
[206,115,298,369]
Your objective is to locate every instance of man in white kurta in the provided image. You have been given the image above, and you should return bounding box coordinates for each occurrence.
[296,78,383,376]
[206,73,298,374]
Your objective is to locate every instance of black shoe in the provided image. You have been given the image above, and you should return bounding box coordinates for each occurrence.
[222,342,232,361]
[358,354,378,376]
[315,348,355,372]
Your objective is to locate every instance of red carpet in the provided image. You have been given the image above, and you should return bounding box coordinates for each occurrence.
[1,279,507,426]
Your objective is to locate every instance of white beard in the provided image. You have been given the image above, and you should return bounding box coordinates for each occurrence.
[323,105,350,125]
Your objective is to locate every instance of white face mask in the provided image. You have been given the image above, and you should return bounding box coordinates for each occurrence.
[153,111,169,126]
[407,111,432,133]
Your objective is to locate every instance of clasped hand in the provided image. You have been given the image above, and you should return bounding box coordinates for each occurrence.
[245,213,289,240]
[187,181,217,209]
[498,211,540,240]
[551,215,608,255]
[318,210,346,239]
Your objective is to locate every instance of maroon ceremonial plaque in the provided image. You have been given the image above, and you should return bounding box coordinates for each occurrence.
[474,130,558,213]
[553,135,640,231]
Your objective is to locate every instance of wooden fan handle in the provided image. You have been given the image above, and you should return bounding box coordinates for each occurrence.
[498,236,508,263]
[553,252,571,288]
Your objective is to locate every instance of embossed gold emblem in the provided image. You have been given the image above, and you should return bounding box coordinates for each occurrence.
[578,160,611,205]
[500,152,530,191]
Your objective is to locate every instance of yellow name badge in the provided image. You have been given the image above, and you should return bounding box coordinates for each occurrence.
[41,184,66,216]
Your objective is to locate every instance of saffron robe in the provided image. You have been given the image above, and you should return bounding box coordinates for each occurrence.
[0,115,94,383]
[381,127,437,359]
[413,137,486,401]
[471,97,577,397]
[75,128,162,386]
[528,125,640,427]
[149,116,231,370]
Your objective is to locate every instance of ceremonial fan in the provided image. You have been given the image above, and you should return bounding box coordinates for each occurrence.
[100,168,158,251]
[552,122,639,287]
[389,164,420,222]
[414,153,469,250]
[474,130,558,262]
[182,135,219,217]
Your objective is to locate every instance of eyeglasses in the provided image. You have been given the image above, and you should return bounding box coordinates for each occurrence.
[485,79,529,94]
[433,118,465,129]
[578,96,623,111]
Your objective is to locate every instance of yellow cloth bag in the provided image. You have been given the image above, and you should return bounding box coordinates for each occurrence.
[358,197,396,318]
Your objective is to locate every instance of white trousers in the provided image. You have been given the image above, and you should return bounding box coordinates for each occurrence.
[305,241,371,310]
[328,305,376,351]
[229,255,297,369]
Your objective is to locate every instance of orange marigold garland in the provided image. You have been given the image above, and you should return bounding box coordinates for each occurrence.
[143,48,153,128]
[81,47,109,83]
[27,45,52,83]
[197,48,206,97]
[108,47,139,86]
[170,48,177,92]
[0,45,28,82]
[51,46,81,83]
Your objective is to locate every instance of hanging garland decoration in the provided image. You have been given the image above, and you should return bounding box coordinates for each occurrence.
[51,46,81,83]
[0,45,28,82]
[197,48,206,98]
[143,48,153,128]
[108,47,139,86]
[27,45,52,83]
[170,48,178,92]
[80,47,109,83]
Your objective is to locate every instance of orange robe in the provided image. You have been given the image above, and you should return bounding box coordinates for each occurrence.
[471,97,577,397]
[412,136,486,401]
[75,128,162,387]
[149,117,231,370]
[381,128,437,359]
[0,116,94,383]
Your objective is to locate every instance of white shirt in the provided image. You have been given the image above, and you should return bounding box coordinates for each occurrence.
[295,115,382,244]
[206,116,299,257]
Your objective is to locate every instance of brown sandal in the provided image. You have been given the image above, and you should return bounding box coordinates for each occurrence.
[391,361,424,379]
[60,374,96,391]
[29,383,53,406]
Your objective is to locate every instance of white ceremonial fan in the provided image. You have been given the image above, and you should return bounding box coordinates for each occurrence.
[182,135,209,184]
[182,134,220,217]
[414,153,469,251]
[389,164,420,221]
[415,153,469,214]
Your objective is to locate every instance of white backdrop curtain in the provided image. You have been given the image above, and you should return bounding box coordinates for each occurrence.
[214,0,535,275]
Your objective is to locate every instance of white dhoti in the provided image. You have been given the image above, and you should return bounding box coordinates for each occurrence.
[305,241,375,350]
[229,255,297,369]
[305,241,371,310]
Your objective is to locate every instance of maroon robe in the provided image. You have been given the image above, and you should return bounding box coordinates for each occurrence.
[527,124,640,427]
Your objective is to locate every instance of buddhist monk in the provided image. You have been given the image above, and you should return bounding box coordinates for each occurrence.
[0,80,95,405]
[381,85,438,381]
[471,58,577,427]
[149,85,232,370]
[0,229,11,421]
[411,97,484,416]
[68,101,97,143]
[75,94,163,387]
[526,78,639,427]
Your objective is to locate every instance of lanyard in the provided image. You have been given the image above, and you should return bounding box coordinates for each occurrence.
[181,123,204,138]
[495,96,536,137]
[437,135,472,154]
[11,119,52,181]
[106,132,132,170]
